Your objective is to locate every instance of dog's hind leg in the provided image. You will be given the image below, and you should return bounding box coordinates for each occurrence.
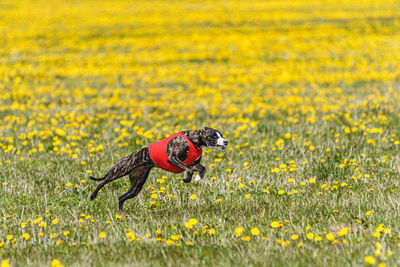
[118,166,151,210]
[89,152,145,201]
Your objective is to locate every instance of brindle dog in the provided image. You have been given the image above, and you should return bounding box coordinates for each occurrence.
[89,127,228,210]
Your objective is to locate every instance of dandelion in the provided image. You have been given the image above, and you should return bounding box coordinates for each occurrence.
[21,233,30,240]
[250,227,260,236]
[270,221,280,228]
[373,232,381,238]
[185,222,193,229]
[126,232,136,242]
[63,231,70,236]
[1,260,10,267]
[99,232,106,238]
[171,235,181,241]
[364,256,375,265]
[235,226,243,237]
[189,218,197,225]
[325,233,334,241]
[306,232,314,240]
[241,236,251,241]
[190,194,197,200]
[51,259,64,267]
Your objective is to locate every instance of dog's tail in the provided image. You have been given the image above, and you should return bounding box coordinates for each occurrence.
[88,151,143,183]
[89,176,106,181]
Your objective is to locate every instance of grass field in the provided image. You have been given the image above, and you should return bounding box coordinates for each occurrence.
[1,0,400,266]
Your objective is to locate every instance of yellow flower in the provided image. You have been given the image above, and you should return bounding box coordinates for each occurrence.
[250,227,260,236]
[235,226,243,237]
[151,194,158,199]
[364,256,375,265]
[306,232,314,240]
[314,236,323,242]
[99,232,106,238]
[245,194,251,199]
[190,194,197,200]
[209,228,216,235]
[365,210,373,216]
[51,259,64,267]
[241,236,251,241]
[6,235,13,240]
[63,231,70,236]
[291,234,299,240]
[171,234,181,241]
[188,218,198,225]
[1,260,10,267]
[126,232,136,242]
[373,232,381,238]
[22,233,30,240]
[270,221,280,228]
[325,233,334,241]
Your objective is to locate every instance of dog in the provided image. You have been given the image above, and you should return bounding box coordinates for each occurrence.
[89,127,228,210]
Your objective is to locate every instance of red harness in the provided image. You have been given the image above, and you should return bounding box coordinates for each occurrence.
[149,132,202,174]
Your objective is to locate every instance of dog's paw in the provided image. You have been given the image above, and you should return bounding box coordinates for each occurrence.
[193,174,202,182]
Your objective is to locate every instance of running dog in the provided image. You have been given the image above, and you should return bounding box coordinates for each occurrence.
[89,127,228,210]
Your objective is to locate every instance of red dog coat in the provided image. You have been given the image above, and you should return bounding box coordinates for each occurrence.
[149,132,202,174]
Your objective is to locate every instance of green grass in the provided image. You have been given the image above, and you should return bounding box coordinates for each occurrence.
[2,0,400,266]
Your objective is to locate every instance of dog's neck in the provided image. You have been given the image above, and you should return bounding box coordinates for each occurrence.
[181,130,205,149]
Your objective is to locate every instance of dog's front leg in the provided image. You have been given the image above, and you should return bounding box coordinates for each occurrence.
[192,163,206,182]
[182,155,203,183]
[183,168,195,183]
[167,155,191,173]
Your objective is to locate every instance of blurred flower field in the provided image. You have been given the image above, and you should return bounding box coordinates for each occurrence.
[1,0,400,266]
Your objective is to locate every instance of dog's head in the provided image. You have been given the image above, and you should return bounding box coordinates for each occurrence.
[202,127,228,150]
